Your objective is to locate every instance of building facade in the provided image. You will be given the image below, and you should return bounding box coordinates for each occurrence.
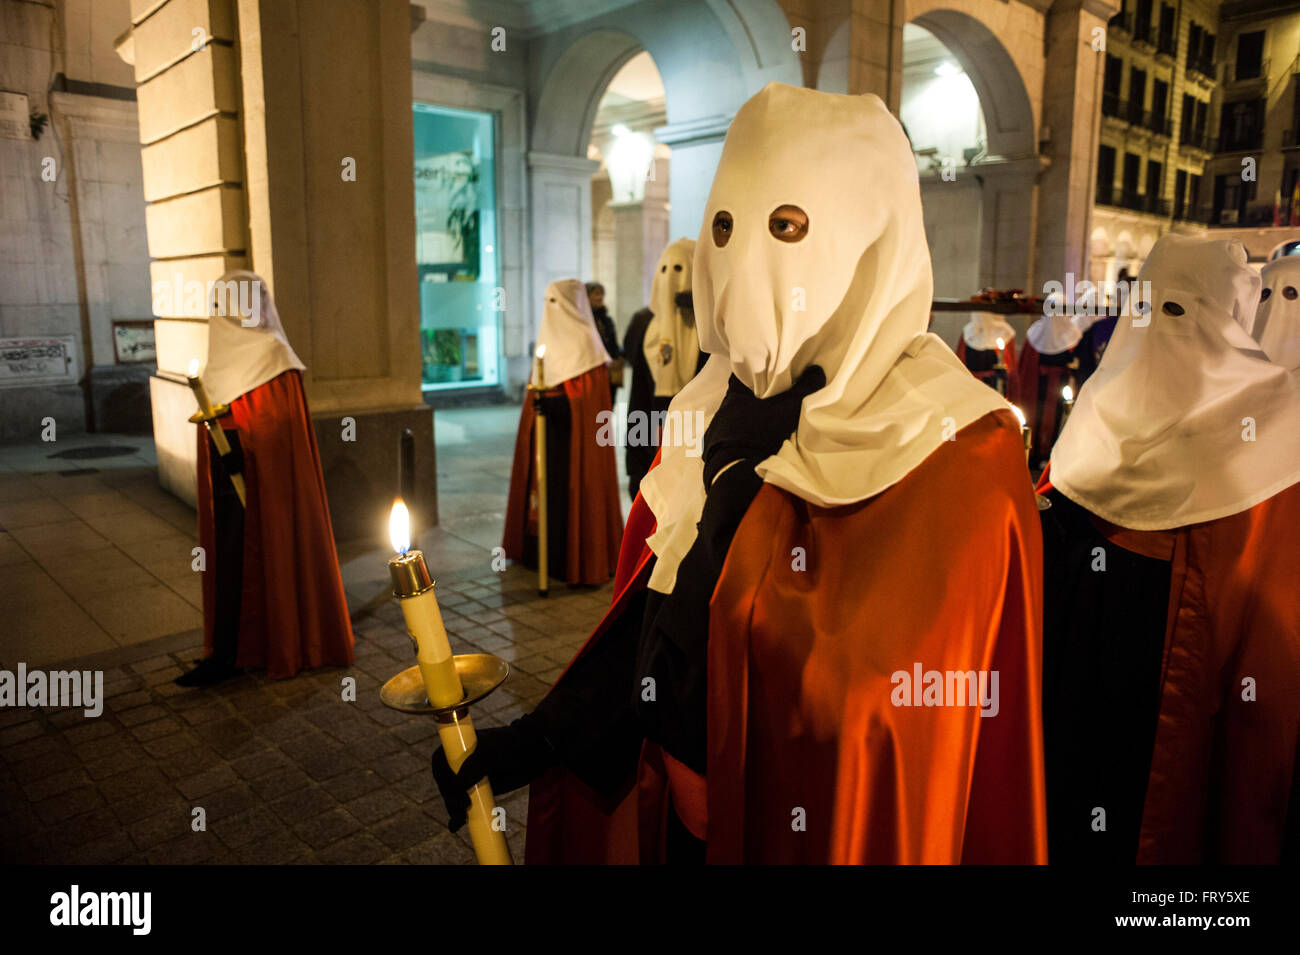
[1092,0,1300,282]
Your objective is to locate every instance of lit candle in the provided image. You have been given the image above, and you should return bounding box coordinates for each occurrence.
[186,357,213,413]
[1010,404,1051,511]
[1010,404,1030,462]
[533,344,547,389]
[387,500,513,865]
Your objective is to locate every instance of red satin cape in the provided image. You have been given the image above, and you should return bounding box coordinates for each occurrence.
[196,369,354,680]
[502,364,623,586]
[1038,466,1300,863]
[526,411,1048,863]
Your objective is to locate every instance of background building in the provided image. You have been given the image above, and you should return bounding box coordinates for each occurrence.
[2,0,1124,540]
[1092,0,1300,281]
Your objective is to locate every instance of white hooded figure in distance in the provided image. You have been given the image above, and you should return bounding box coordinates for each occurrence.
[502,279,623,587]
[429,84,1049,866]
[642,238,702,399]
[957,313,1018,395]
[182,270,354,687]
[1253,255,1300,370]
[1040,233,1300,864]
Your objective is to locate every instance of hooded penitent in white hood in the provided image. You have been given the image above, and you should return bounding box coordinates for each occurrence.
[640,83,1009,593]
[203,270,305,407]
[532,279,610,387]
[1253,256,1300,370]
[1051,233,1300,530]
[962,314,1016,351]
[1025,314,1086,355]
[643,238,699,397]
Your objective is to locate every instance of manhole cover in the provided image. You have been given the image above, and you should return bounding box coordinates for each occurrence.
[47,445,137,461]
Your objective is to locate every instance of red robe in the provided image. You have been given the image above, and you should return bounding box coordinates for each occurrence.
[503,364,623,586]
[526,410,1048,863]
[196,369,354,679]
[1038,468,1300,863]
[1015,343,1073,462]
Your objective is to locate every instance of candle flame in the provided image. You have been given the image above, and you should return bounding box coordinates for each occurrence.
[995,337,1006,351]
[389,498,410,555]
[187,358,200,378]
[535,344,546,360]
[1010,404,1027,427]
[1062,384,1074,402]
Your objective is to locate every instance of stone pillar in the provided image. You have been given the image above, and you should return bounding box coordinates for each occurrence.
[126,0,434,545]
[527,150,601,349]
[655,116,730,242]
[976,156,1048,291]
[609,200,647,332]
[1034,0,1116,292]
[123,0,245,505]
[849,0,904,108]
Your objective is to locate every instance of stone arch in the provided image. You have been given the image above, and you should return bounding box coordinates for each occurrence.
[907,7,1036,158]
[532,30,644,158]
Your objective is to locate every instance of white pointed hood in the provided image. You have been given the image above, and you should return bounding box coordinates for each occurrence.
[203,270,305,407]
[643,238,699,397]
[1254,256,1300,370]
[533,279,610,387]
[962,313,1017,351]
[1025,314,1085,355]
[1051,233,1300,530]
[640,83,1008,593]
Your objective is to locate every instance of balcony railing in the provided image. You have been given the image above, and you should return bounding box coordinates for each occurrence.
[1101,90,1122,118]
[1108,11,1132,35]
[1146,111,1172,136]
[1126,98,1146,125]
[1156,30,1176,57]
[1132,17,1154,45]
[1180,127,1211,150]
[1232,57,1268,83]
[1218,129,1264,152]
[1100,188,1171,217]
[1186,56,1216,81]
[1284,129,1300,149]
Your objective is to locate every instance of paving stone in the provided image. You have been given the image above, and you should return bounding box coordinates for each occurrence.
[344,788,416,826]
[373,807,435,852]
[234,828,313,864]
[316,832,389,865]
[268,785,335,824]
[211,806,286,850]
[175,765,239,800]
[293,806,363,850]
[248,766,313,801]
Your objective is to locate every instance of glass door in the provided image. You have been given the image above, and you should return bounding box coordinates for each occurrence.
[413,103,500,391]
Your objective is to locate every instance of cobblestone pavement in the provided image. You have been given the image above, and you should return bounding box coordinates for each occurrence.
[0,565,612,864]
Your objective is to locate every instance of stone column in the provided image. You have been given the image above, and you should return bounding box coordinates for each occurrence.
[654,116,730,241]
[1034,0,1118,292]
[125,0,434,544]
[609,200,646,333]
[122,0,245,505]
[849,0,904,108]
[975,156,1048,291]
[527,150,601,350]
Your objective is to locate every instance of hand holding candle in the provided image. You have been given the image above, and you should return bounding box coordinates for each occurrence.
[386,500,513,865]
[186,357,247,506]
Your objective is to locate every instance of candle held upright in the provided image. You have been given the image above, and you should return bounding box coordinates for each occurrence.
[185,357,247,507]
[530,345,549,598]
[1010,404,1051,511]
[386,501,513,865]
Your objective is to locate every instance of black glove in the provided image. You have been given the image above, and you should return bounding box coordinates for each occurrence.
[430,715,556,832]
[702,365,826,486]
